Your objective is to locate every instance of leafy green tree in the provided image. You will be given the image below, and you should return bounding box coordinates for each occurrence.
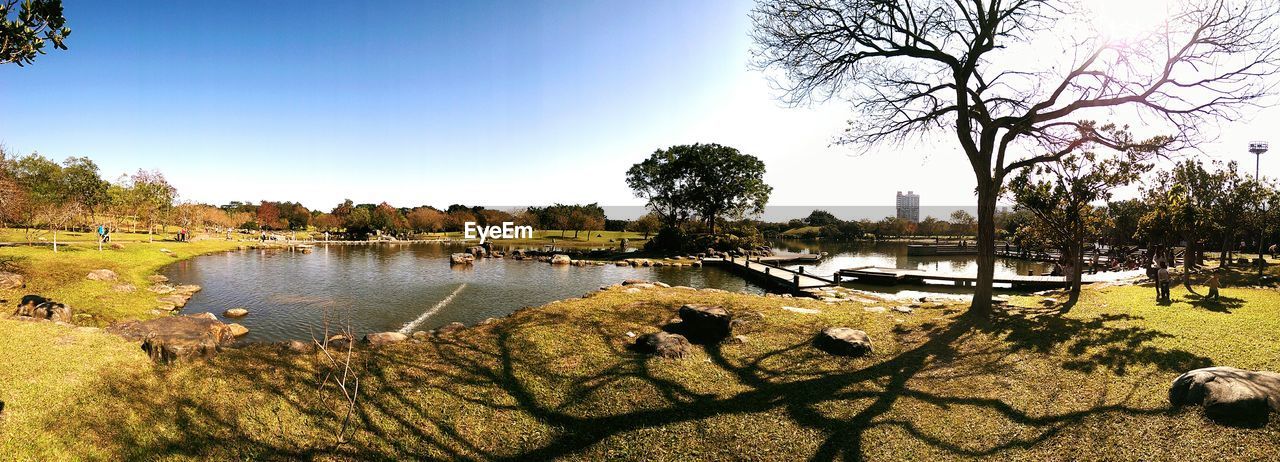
[627,213,662,239]
[60,156,109,220]
[804,209,840,227]
[1139,160,1223,287]
[751,0,1278,313]
[1008,151,1146,305]
[627,143,771,234]
[119,170,176,241]
[948,210,976,237]
[1,0,70,66]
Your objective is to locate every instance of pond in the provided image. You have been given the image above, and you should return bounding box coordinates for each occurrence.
[162,243,764,343]
[162,240,1056,343]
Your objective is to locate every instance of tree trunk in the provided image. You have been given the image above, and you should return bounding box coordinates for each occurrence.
[971,184,998,316]
[1067,236,1084,307]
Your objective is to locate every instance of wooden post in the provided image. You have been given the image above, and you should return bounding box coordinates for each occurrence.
[765,267,770,275]
[793,274,800,287]
[834,273,841,284]
[799,266,805,274]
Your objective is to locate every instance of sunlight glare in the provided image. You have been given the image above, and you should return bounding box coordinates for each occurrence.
[1079,0,1178,43]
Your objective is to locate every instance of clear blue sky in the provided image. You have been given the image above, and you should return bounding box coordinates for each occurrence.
[2,0,1276,214]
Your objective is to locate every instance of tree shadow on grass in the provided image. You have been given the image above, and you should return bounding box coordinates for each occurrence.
[48,300,1220,461]
[1182,293,1245,313]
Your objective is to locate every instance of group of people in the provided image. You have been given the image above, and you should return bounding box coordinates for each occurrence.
[175,228,191,242]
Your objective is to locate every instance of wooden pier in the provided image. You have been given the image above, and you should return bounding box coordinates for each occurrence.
[837,266,1102,290]
[703,255,836,292]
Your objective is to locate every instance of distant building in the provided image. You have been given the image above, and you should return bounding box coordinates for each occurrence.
[896,191,920,222]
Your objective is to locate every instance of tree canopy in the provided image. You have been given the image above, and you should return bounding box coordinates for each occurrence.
[626,143,772,234]
[1,0,70,66]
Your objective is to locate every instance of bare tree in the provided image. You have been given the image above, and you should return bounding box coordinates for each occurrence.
[752,0,1280,313]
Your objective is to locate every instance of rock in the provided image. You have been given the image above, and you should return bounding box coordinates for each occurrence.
[109,243,124,250]
[549,254,572,265]
[11,295,73,323]
[106,315,237,363]
[653,282,671,288]
[172,284,201,295]
[363,331,408,346]
[412,331,430,340]
[615,261,629,267]
[0,272,26,290]
[436,321,466,336]
[729,334,749,344]
[148,275,170,283]
[628,283,656,289]
[86,269,118,281]
[782,306,821,315]
[450,253,475,265]
[624,288,641,294]
[625,331,637,338]
[223,308,249,318]
[634,332,691,359]
[227,323,249,337]
[326,334,352,350]
[893,306,915,314]
[672,286,697,291]
[282,340,313,353]
[190,312,217,320]
[813,327,873,357]
[112,284,136,293]
[157,294,191,308]
[149,284,175,294]
[678,304,733,341]
[1169,366,1280,426]
[622,279,652,286]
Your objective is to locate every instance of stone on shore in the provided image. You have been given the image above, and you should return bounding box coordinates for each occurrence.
[550,254,572,265]
[149,284,175,294]
[227,323,249,337]
[157,294,191,308]
[634,332,692,359]
[223,308,249,318]
[363,331,408,346]
[814,327,873,357]
[11,295,73,323]
[782,306,821,315]
[86,269,117,281]
[106,314,237,363]
[436,321,466,336]
[148,274,170,283]
[0,271,24,290]
[282,340,313,353]
[1169,366,1280,426]
[677,304,733,341]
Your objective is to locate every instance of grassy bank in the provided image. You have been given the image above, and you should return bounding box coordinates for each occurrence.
[3,270,1279,459]
[0,235,250,324]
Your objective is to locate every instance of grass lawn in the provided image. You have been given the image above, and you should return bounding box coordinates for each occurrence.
[3,267,1279,460]
[0,236,249,325]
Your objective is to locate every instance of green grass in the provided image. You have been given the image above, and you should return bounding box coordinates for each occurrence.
[0,235,249,324]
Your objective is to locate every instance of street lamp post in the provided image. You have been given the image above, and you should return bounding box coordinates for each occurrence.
[1249,141,1269,276]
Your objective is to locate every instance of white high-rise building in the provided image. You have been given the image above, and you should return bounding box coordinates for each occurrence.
[896,191,920,222]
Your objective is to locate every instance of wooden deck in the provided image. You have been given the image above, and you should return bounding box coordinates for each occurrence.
[703,255,835,292]
[837,266,1102,290]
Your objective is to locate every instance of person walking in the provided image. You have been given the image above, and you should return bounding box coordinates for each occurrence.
[1206,272,1221,301]
[1157,262,1172,302]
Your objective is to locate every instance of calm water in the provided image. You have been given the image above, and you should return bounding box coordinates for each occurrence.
[163,240,1054,343]
[163,243,764,342]
[771,239,1052,277]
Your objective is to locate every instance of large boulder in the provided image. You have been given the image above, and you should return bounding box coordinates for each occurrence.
[814,327,873,357]
[1169,366,1280,426]
[549,254,572,265]
[106,315,237,363]
[86,269,118,281]
[363,332,408,346]
[0,271,25,290]
[450,253,475,265]
[223,308,249,318]
[634,332,692,359]
[677,304,733,341]
[12,295,72,323]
